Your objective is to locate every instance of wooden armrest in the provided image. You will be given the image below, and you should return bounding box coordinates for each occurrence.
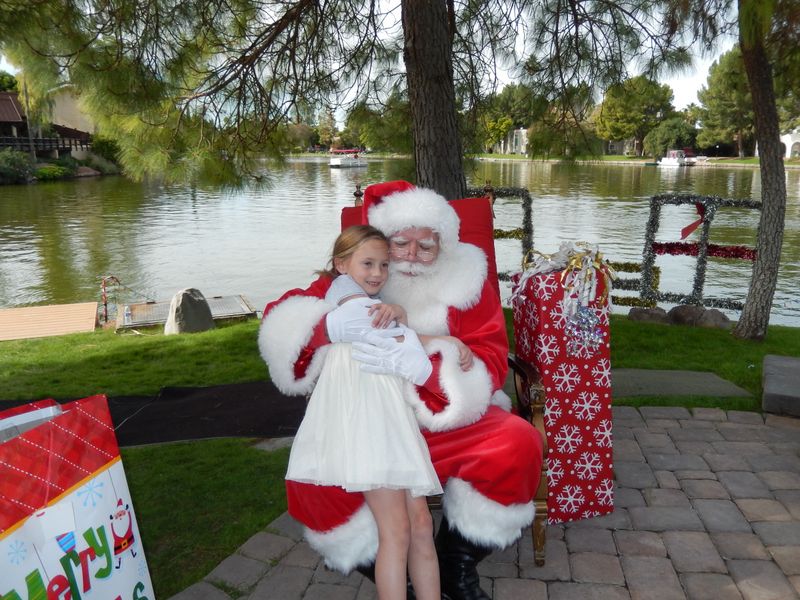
[508,353,547,456]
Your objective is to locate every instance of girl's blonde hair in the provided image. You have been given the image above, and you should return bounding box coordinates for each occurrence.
[318,225,389,279]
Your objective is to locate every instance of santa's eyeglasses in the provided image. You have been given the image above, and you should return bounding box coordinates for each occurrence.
[388,237,438,262]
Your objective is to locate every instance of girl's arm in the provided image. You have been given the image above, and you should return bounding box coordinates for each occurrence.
[418,334,474,371]
[368,302,408,328]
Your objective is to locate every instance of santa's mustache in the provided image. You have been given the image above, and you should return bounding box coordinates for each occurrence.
[389,260,438,277]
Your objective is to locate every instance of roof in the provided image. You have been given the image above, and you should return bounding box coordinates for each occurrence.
[0,92,24,123]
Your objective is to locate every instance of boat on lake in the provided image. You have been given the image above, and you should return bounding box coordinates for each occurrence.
[329,149,367,168]
[658,149,687,167]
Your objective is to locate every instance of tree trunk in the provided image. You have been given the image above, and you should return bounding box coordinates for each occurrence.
[401,0,466,200]
[733,17,786,340]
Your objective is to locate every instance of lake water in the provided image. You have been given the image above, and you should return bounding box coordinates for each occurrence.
[1,157,799,325]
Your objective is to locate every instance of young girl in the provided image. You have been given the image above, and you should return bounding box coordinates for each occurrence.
[286,225,471,600]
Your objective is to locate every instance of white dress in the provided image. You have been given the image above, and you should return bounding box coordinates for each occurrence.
[285,276,442,497]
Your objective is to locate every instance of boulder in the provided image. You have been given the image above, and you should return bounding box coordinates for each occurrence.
[667,304,705,326]
[762,354,800,417]
[627,306,669,324]
[164,288,215,334]
[697,308,732,330]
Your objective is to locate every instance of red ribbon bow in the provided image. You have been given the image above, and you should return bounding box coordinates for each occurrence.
[680,203,706,240]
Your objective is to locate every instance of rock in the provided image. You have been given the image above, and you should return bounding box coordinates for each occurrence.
[667,304,705,326]
[75,166,101,177]
[697,308,732,330]
[628,306,669,324]
[762,354,800,417]
[164,288,215,334]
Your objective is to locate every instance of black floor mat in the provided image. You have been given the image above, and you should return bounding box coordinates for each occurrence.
[1,381,306,447]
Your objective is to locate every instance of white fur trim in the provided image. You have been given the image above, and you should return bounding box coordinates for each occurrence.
[368,187,460,252]
[382,242,487,334]
[407,338,493,432]
[258,296,332,395]
[491,390,512,411]
[442,478,535,549]
[303,504,378,573]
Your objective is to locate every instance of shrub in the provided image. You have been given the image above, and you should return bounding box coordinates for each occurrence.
[0,149,34,185]
[34,164,72,181]
[91,136,121,164]
[54,155,79,175]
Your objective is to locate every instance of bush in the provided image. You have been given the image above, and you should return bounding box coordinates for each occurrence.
[91,136,121,164]
[54,155,79,175]
[34,164,72,181]
[0,149,34,184]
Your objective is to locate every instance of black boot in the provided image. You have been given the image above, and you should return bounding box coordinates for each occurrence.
[435,518,492,600]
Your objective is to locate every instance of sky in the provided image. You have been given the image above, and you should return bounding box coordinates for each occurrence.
[3,42,732,112]
[659,39,735,109]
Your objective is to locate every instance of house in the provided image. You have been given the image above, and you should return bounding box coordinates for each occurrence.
[492,127,528,155]
[781,128,800,158]
[0,90,93,158]
[0,91,26,138]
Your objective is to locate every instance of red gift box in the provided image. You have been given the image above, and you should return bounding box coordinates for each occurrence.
[512,268,614,524]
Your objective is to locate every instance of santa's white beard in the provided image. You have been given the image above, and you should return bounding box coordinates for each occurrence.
[382,255,451,335]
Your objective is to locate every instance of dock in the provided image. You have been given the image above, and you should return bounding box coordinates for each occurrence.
[0,302,98,342]
[116,294,257,330]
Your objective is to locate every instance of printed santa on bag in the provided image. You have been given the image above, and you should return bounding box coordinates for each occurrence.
[512,243,616,524]
[0,395,154,599]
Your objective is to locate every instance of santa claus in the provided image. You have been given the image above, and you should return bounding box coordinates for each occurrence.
[259,180,543,599]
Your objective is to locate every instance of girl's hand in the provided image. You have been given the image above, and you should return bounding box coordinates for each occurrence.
[368,303,408,328]
[453,339,474,371]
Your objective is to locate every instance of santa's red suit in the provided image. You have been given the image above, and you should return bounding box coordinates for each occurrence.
[259,181,543,581]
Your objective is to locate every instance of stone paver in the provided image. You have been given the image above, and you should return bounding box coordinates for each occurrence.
[167,406,800,600]
[680,573,743,600]
[661,531,726,573]
[727,559,798,600]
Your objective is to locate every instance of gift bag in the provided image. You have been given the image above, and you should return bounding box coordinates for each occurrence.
[0,395,154,600]
[512,243,616,525]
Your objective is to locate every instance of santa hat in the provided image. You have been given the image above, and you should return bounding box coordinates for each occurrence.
[362,180,461,252]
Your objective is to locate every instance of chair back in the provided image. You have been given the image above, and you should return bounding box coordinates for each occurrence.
[341,195,499,297]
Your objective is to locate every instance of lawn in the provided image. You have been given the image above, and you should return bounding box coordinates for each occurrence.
[2,313,799,596]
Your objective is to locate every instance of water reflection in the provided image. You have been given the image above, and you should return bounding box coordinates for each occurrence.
[0,159,798,325]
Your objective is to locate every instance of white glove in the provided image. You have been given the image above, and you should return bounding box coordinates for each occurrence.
[326,297,404,343]
[352,329,433,385]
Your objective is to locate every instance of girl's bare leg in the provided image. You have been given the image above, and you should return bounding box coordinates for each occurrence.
[363,488,410,600]
[406,493,440,600]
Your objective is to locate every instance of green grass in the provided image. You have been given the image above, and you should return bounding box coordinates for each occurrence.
[121,439,289,598]
[0,320,266,401]
[504,310,800,404]
[4,311,800,595]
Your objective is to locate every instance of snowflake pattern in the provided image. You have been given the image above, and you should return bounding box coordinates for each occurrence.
[513,269,614,524]
[544,403,562,428]
[573,391,601,421]
[534,275,559,301]
[594,303,611,326]
[517,328,533,357]
[591,358,611,388]
[553,424,583,454]
[77,479,104,508]
[593,419,613,448]
[574,452,603,480]
[535,335,560,366]
[556,485,585,513]
[553,364,581,392]
[547,458,565,486]
[7,540,27,566]
[594,477,614,506]
[550,299,571,330]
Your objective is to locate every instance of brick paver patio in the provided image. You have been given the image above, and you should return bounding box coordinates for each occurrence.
[169,406,800,600]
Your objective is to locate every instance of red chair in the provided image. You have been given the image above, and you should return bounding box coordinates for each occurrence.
[341,193,549,565]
